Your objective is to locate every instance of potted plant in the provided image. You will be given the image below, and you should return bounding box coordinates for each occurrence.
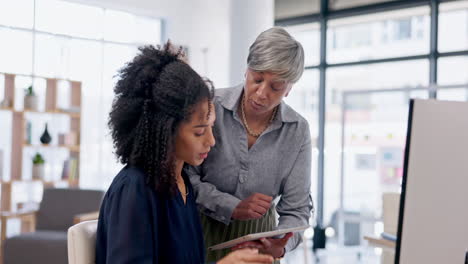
[24,85,39,111]
[32,153,45,180]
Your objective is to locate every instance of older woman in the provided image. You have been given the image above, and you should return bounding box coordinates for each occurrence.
[187,27,313,262]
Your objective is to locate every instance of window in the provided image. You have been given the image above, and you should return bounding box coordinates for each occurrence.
[327,7,430,64]
[329,0,397,10]
[36,0,104,39]
[437,56,468,101]
[287,23,320,66]
[283,70,320,207]
[0,0,34,29]
[275,0,320,19]
[324,60,429,226]
[0,28,33,75]
[0,0,162,190]
[438,1,468,52]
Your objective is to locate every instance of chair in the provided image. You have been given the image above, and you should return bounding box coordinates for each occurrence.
[67,220,98,264]
[1,188,104,264]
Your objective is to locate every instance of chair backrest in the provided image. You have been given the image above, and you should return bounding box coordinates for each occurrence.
[37,188,104,231]
[67,220,98,264]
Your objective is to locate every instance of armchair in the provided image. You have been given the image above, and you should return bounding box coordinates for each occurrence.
[1,188,104,264]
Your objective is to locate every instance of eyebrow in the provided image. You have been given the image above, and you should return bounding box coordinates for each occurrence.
[255,71,285,83]
[193,124,209,128]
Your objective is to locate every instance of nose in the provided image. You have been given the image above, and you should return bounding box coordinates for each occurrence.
[205,127,216,148]
[255,82,267,99]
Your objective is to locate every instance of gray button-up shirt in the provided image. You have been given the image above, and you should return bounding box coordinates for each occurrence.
[186,85,314,252]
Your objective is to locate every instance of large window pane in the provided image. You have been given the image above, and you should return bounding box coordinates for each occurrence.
[68,39,103,189]
[438,1,468,53]
[324,60,429,245]
[329,0,397,10]
[36,0,104,39]
[437,56,468,101]
[104,10,137,44]
[99,44,138,187]
[283,69,319,212]
[134,16,162,45]
[0,28,33,75]
[275,0,320,20]
[327,7,430,64]
[34,33,71,78]
[0,0,34,29]
[438,56,468,86]
[287,23,320,67]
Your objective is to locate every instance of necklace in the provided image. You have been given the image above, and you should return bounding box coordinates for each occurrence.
[241,95,278,138]
[177,179,189,196]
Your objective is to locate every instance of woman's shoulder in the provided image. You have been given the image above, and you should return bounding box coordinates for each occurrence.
[105,166,148,197]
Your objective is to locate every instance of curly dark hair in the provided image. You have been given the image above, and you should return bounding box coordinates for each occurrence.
[108,42,214,195]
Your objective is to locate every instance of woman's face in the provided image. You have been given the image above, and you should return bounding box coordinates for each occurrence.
[174,100,216,166]
[243,68,292,116]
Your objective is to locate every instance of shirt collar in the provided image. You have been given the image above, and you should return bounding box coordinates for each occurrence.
[218,84,301,123]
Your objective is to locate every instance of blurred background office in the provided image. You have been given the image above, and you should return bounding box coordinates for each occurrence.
[0,0,467,263]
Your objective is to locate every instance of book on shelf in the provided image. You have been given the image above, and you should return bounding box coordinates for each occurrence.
[61,158,78,181]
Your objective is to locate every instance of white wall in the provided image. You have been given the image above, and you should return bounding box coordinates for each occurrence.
[229,0,274,85]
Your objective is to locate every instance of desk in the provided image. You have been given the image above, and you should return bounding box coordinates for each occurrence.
[364,236,395,264]
[364,236,395,250]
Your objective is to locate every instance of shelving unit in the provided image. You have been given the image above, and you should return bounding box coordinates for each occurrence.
[0,72,82,211]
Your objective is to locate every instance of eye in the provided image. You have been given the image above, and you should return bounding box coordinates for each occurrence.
[254,79,263,84]
[271,85,281,91]
[271,82,286,91]
[194,129,206,137]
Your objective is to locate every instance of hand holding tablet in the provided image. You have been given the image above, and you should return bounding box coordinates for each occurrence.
[208,225,310,251]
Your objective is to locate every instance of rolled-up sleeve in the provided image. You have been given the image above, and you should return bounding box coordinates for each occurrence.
[186,165,241,225]
[276,125,314,252]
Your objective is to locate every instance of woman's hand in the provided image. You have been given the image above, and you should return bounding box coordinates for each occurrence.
[217,248,273,264]
[231,232,293,258]
[232,193,272,220]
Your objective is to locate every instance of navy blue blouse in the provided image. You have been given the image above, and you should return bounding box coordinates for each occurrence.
[95,166,206,264]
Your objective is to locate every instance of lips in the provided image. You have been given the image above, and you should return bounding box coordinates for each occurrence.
[249,99,265,111]
[199,152,208,159]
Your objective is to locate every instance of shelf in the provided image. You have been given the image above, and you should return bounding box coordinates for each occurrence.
[20,109,81,118]
[0,72,80,83]
[0,179,71,185]
[23,144,80,152]
[2,72,82,211]
[0,107,14,111]
[364,236,396,250]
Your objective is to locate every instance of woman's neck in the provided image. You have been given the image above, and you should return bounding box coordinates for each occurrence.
[174,159,184,181]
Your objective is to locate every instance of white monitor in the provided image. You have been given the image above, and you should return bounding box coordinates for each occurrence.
[396,99,468,263]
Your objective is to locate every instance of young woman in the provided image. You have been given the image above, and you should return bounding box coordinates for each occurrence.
[95,43,273,264]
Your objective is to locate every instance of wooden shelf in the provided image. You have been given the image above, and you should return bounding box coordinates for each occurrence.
[364,236,396,250]
[1,73,82,211]
[23,144,80,152]
[21,109,81,118]
[0,72,80,83]
[1,179,65,184]
[0,179,77,188]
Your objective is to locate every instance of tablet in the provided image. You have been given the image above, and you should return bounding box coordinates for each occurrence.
[208,225,310,251]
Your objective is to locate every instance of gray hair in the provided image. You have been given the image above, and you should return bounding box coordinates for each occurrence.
[247,27,305,84]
